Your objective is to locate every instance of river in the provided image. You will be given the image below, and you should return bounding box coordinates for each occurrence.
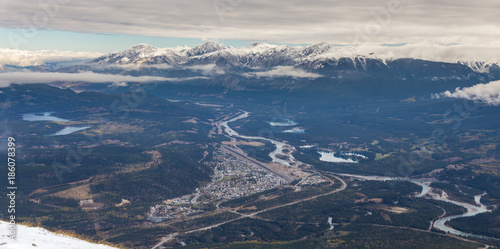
[219,111,296,166]
[340,174,495,240]
[432,193,494,240]
[220,110,497,242]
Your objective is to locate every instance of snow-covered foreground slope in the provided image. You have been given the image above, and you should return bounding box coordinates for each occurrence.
[0,221,117,249]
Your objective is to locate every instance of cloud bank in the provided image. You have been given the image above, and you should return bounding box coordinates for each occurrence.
[434,80,500,105]
[0,71,207,87]
[0,48,102,68]
[0,0,499,46]
[346,42,500,66]
[245,66,322,79]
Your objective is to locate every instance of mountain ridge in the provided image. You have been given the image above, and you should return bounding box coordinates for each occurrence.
[89,42,500,74]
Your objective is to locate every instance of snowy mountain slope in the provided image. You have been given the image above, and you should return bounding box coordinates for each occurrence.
[90,42,500,73]
[91,42,361,69]
[0,42,498,75]
[0,221,117,249]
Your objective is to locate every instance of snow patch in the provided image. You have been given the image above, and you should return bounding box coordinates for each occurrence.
[0,221,118,249]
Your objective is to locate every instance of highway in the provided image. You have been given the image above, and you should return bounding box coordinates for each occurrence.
[150,111,497,249]
[150,172,347,249]
[221,144,292,183]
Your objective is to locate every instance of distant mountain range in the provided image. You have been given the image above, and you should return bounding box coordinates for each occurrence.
[78,42,500,97]
[89,41,500,74]
[1,42,499,80]
[1,42,500,103]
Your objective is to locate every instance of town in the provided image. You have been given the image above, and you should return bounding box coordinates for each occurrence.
[148,147,329,222]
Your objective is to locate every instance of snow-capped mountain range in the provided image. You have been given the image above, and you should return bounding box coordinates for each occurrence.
[1,42,500,93]
[1,42,500,105]
[90,41,500,74]
[0,41,498,75]
[92,41,359,67]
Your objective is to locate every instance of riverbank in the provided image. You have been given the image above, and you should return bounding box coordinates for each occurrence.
[220,110,498,243]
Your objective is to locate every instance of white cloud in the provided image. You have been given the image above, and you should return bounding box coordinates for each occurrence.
[0,0,499,46]
[353,42,500,66]
[0,48,102,68]
[184,64,225,75]
[93,64,225,75]
[434,80,500,105]
[110,81,129,87]
[0,71,207,87]
[93,63,173,70]
[244,66,322,78]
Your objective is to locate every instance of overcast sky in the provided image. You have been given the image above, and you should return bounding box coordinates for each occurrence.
[0,0,499,52]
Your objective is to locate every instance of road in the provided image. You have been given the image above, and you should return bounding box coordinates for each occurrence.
[151,173,347,248]
[150,111,496,248]
[221,144,292,183]
[28,177,93,197]
[151,233,178,249]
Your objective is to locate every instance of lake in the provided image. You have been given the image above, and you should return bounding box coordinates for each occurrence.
[52,126,90,136]
[283,128,305,133]
[22,112,69,122]
[268,118,298,127]
[318,151,358,163]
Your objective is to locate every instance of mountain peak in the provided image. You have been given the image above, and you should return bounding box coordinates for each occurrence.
[201,40,222,46]
[249,42,265,47]
[89,42,500,74]
[188,41,226,56]
[302,42,333,56]
[128,43,157,51]
[247,42,276,48]
[309,42,331,47]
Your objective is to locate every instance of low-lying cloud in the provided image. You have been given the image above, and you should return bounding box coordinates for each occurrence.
[0,71,207,87]
[95,63,173,70]
[93,64,225,75]
[245,66,322,79]
[434,80,500,106]
[0,48,102,68]
[184,64,225,75]
[354,42,500,67]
